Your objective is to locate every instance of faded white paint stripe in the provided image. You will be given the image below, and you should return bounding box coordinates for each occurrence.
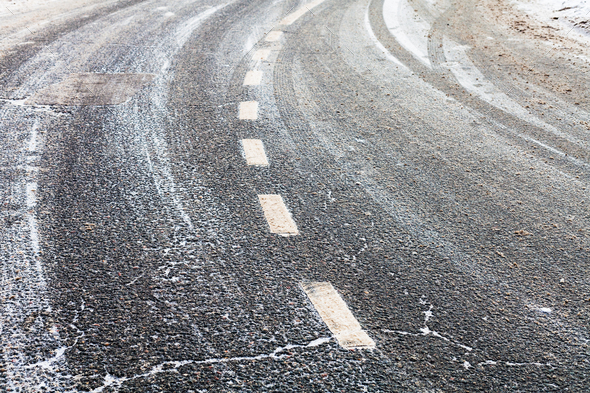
[280,0,326,25]
[243,70,263,86]
[239,101,258,120]
[258,194,298,235]
[253,49,271,61]
[241,139,269,166]
[301,281,376,349]
[265,31,283,42]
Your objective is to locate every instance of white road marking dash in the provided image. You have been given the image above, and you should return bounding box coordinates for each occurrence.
[302,281,375,349]
[239,101,258,120]
[241,139,269,166]
[258,194,298,235]
[243,70,263,86]
[253,49,271,61]
[265,31,283,42]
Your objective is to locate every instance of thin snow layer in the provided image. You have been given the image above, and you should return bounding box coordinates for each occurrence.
[511,0,590,24]
[383,0,432,68]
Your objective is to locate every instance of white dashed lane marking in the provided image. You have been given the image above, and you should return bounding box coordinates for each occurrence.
[243,70,263,86]
[239,101,258,120]
[265,31,283,42]
[241,139,269,166]
[258,194,299,235]
[301,281,376,350]
[280,0,326,25]
[253,49,271,61]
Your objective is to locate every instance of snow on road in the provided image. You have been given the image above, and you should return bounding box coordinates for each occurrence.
[511,0,590,33]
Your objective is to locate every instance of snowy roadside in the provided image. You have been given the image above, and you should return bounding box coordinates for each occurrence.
[510,0,590,34]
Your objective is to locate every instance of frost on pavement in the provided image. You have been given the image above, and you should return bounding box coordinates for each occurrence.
[0,113,74,390]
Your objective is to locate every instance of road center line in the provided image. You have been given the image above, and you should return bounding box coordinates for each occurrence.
[241,139,269,166]
[280,0,326,25]
[239,101,258,120]
[243,70,263,85]
[253,49,271,61]
[301,281,376,349]
[258,195,299,235]
[265,31,283,42]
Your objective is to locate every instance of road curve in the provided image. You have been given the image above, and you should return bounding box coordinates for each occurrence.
[1,0,590,391]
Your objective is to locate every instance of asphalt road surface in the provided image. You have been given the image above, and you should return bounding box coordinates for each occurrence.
[2,0,590,391]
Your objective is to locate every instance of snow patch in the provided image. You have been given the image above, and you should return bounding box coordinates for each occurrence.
[383,0,432,68]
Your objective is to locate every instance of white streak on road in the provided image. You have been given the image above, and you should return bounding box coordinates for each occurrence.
[0,118,72,390]
[175,6,222,46]
[135,3,229,233]
[443,37,589,150]
[253,48,271,61]
[364,3,407,68]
